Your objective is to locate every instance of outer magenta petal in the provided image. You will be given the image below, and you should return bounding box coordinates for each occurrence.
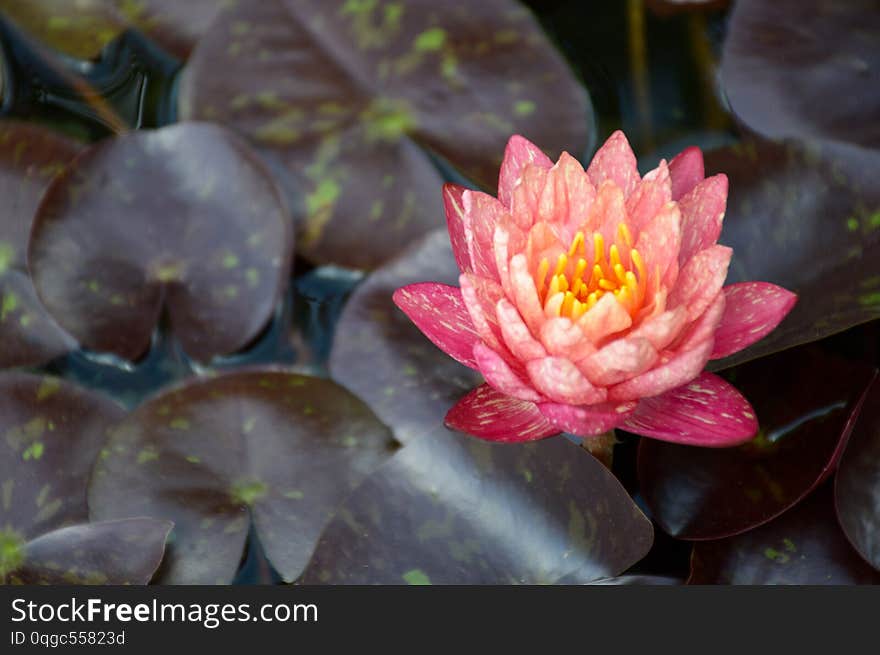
[442,183,471,274]
[463,190,503,282]
[498,135,553,209]
[586,131,640,198]
[538,401,637,436]
[711,282,798,359]
[473,343,543,403]
[668,146,705,201]
[608,338,713,402]
[459,273,509,358]
[393,283,480,369]
[445,384,559,443]
[677,174,728,266]
[622,372,758,446]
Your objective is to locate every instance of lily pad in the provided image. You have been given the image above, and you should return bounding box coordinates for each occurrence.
[637,345,876,540]
[706,138,880,368]
[688,485,880,584]
[0,121,80,368]
[299,429,653,584]
[29,122,293,363]
[7,518,172,585]
[178,0,592,268]
[721,0,880,149]
[330,229,480,443]
[88,370,398,584]
[835,375,880,571]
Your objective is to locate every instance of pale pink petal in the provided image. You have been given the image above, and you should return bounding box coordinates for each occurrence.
[526,357,607,405]
[578,292,632,344]
[588,180,627,242]
[473,343,543,403]
[393,283,480,369]
[627,306,688,351]
[459,273,508,358]
[496,298,547,361]
[623,372,758,446]
[498,135,553,209]
[525,221,564,273]
[538,400,637,436]
[607,338,713,402]
[711,282,798,359]
[578,337,659,386]
[463,190,503,281]
[635,201,682,287]
[677,174,728,265]
[493,222,525,299]
[510,163,549,231]
[540,317,596,360]
[586,130,640,198]
[538,152,596,238]
[668,245,732,321]
[442,183,471,273]
[668,146,705,201]
[445,384,558,443]
[672,291,725,353]
[510,253,546,334]
[625,160,673,232]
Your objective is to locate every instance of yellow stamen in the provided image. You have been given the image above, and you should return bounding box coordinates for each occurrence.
[593,232,605,267]
[613,263,628,285]
[568,231,585,257]
[609,244,621,269]
[618,223,633,248]
[561,292,575,317]
[571,298,587,321]
[553,253,568,278]
[584,291,599,311]
[571,258,588,296]
[599,278,617,291]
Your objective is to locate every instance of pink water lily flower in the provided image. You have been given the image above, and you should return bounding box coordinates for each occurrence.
[393,132,797,446]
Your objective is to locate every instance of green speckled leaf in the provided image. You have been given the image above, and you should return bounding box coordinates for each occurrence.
[29,123,293,363]
[688,484,880,584]
[330,229,480,444]
[300,429,652,584]
[0,372,125,540]
[721,0,880,150]
[835,375,880,572]
[88,370,398,584]
[9,518,172,585]
[638,345,877,540]
[707,139,880,368]
[0,121,80,368]
[178,0,592,268]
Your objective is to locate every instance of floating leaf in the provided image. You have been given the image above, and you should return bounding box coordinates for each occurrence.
[9,518,172,585]
[638,345,876,540]
[721,0,880,149]
[299,429,652,584]
[0,121,80,368]
[689,485,880,584]
[29,122,293,362]
[706,139,880,368]
[178,0,592,268]
[329,229,480,444]
[88,370,398,584]
[835,375,880,571]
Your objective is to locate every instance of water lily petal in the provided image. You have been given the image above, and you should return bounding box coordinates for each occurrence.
[668,145,705,200]
[578,292,633,344]
[442,183,471,274]
[668,245,732,320]
[579,337,659,386]
[589,180,628,242]
[526,357,607,405]
[496,298,547,361]
[627,306,689,351]
[445,384,558,442]
[510,253,546,334]
[392,282,479,368]
[463,190,504,281]
[498,135,553,208]
[678,174,728,265]
[459,273,510,360]
[539,401,637,436]
[586,130,640,198]
[673,291,725,353]
[608,337,713,401]
[493,222,526,298]
[511,163,550,231]
[625,160,672,232]
[623,372,758,446]
[711,282,798,359]
[539,151,596,238]
[473,343,543,402]
[635,201,682,286]
[541,317,596,360]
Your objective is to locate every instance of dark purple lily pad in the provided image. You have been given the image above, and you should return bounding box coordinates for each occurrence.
[7,518,172,585]
[707,138,880,368]
[638,345,876,540]
[835,375,880,571]
[329,229,480,444]
[721,0,880,149]
[29,122,293,363]
[88,370,398,584]
[178,0,592,268]
[299,429,652,584]
[689,485,880,584]
[0,121,80,368]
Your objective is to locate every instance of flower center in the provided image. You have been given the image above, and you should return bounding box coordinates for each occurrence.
[535,223,648,320]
